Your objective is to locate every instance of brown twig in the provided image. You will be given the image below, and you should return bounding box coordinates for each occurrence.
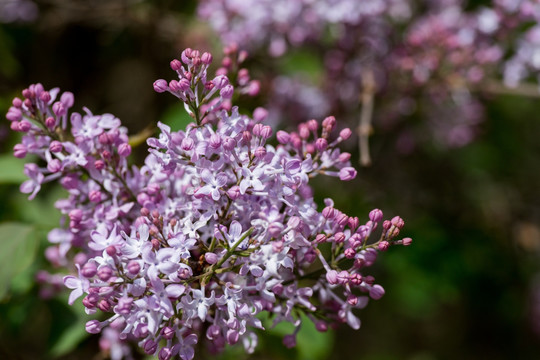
[358,68,375,166]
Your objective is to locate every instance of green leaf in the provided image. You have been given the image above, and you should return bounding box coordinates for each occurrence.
[48,294,91,357]
[296,314,333,360]
[0,155,27,184]
[161,103,194,131]
[0,222,37,300]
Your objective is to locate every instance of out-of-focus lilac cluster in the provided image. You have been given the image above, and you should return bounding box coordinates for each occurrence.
[0,0,38,23]
[198,0,540,150]
[6,48,411,359]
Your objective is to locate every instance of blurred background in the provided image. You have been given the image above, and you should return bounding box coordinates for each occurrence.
[1,0,540,359]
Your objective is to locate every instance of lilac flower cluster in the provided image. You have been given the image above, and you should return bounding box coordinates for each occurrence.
[198,0,540,152]
[7,48,411,359]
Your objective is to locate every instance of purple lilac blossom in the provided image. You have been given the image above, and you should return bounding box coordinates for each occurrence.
[7,48,411,358]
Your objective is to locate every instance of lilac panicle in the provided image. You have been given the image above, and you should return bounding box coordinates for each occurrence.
[7,48,411,358]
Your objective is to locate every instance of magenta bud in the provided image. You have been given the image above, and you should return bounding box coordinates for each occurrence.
[18,120,31,132]
[260,125,272,139]
[402,237,412,246]
[339,128,352,140]
[52,102,66,117]
[314,233,327,243]
[252,123,262,137]
[335,212,349,226]
[49,141,63,153]
[222,137,236,151]
[337,270,350,284]
[69,209,83,223]
[81,262,97,278]
[333,232,346,243]
[181,137,194,151]
[85,320,102,334]
[272,283,284,295]
[201,52,213,65]
[378,240,390,251]
[254,146,266,159]
[12,97,22,107]
[10,121,20,131]
[391,216,405,229]
[322,116,336,131]
[298,123,310,139]
[348,216,359,231]
[60,92,74,107]
[98,299,112,312]
[344,248,356,259]
[205,252,218,264]
[276,130,291,144]
[227,185,241,200]
[315,321,328,332]
[220,85,234,99]
[209,133,222,149]
[322,206,335,219]
[315,138,328,152]
[144,339,158,355]
[118,143,131,157]
[106,245,117,256]
[369,284,385,300]
[382,220,391,231]
[127,260,140,275]
[369,209,383,223]
[253,107,268,122]
[283,334,296,349]
[159,347,172,360]
[326,270,339,285]
[94,160,105,170]
[347,294,358,306]
[89,190,101,203]
[339,167,357,181]
[170,59,182,71]
[97,266,113,281]
[161,326,175,340]
[6,107,22,121]
[349,273,363,286]
[338,152,351,162]
[45,116,56,129]
[40,91,51,103]
[47,159,62,173]
[13,144,27,158]
[153,79,169,93]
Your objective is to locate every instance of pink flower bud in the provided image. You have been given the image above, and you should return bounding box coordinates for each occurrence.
[347,294,358,305]
[86,320,102,334]
[161,326,175,340]
[315,138,328,151]
[339,167,357,181]
[127,260,140,275]
[369,209,383,222]
[283,334,296,349]
[118,143,131,157]
[314,234,327,243]
[253,107,268,122]
[315,321,328,332]
[338,152,351,162]
[344,248,356,259]
[326,270,339,285]
[391,216,405,229]
[47,159,61,173]
[402,237,412,246]
[13,144,27,158]
[322,116,336,131]
[18,120,31,132]
[97,266,113,281]
[227,185,241,200]
[220,85,234,99]
[81,262,97,278]
[378,240,390,251]
[333,232,346,243]
[322,206,335,219]
[144,339,158,355]
[205,252,218,264]
[201,52,213,65]
[369,284,385,300]
[170,59,182,71]
[339,128,352,140]
[45,116,56,129]
[276,130,290,144]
